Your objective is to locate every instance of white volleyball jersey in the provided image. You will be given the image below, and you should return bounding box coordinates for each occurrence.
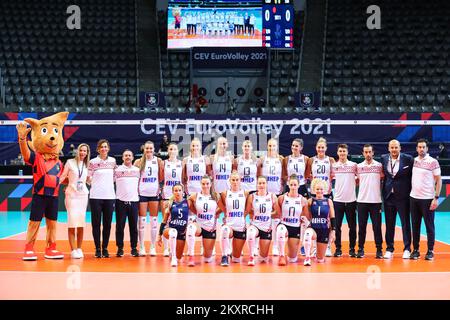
[212,155,232,193]
[251,193,274,232]
[138,158,160,197]
[185,156,207,195]
[357,160,383,203]
[281,195,305,227]
[262,157,283,195]
[410,155,441,200]
[237,156,257,192]
[287,155,307,185]
[332,160,357,203]
[88,156,116,200]
[195,193,217,232]
[163,159,183,199]
[115,164,140,202]
[311,156,332,183]
[225,190,246,232]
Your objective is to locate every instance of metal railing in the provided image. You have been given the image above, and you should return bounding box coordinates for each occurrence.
[319,0,329,108]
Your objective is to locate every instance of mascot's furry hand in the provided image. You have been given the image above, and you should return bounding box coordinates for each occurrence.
[16,122,31,140]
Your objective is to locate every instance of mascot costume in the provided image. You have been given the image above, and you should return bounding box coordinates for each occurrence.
[16,112,69,260]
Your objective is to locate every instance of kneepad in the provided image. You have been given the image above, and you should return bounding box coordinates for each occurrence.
[169,228,178,239]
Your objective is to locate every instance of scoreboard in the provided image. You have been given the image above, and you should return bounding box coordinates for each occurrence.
[262,0,294,48]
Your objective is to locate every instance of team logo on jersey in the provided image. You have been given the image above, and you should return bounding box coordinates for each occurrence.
[152,160,157,164]
[255,199,259,203]
[300,92,314,108]
[228,194,233,198]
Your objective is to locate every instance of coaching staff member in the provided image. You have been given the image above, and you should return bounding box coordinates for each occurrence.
[410,139,442,261]
[381,139,413,259]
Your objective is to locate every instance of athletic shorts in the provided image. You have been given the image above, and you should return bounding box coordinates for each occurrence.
[255,227,272,240]
[313,227,330,244]
[175,22,180,29]
[201,228,216,239]
[284,184,309,198]
[167,225,187,241]
[232,229,246,240]
[139,195,160,202]
[285,224,301,239]
[30,194,58,221]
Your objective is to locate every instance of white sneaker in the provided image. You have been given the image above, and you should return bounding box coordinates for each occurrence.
[77,248,84,258]
[163,248,170,257]
[384,251,393,259]
[170,257,178,267]
[139,247,146,256]
[231,257,241,263]
[71,250,80,259]
[402,250,411,259]
[149,245,157,256]
[272,246,279,256]
[303,257,311,266]
[325,245,332,257]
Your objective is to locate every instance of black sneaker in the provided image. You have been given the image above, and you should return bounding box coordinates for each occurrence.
[425,250,434,261]
[95,248,102,258]
[116,248,124,257]
[102,248,110,258]
[349,248,357,258]
[131,248,139,257]
[220,255,230,266]
[333,249,343,257]
[375,250,383,259]
[356,249,365,258]
[410,250,420,260]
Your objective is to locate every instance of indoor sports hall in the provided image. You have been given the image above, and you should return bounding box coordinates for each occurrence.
[0,0,449,300]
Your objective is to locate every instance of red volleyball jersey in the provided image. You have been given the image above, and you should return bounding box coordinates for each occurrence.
[26,152,63,197]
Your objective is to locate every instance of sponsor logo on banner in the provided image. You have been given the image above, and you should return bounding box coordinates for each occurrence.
[145,93,158,107]
[300,92,314,108]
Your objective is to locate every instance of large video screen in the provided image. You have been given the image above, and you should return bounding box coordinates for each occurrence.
[168,7,263,49]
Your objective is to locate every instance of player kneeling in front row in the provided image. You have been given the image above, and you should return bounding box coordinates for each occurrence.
[276,175,309,265]
[245,176,281,266]
[157,184,191,267]
[303,179,336,266]
[217,171,249,266]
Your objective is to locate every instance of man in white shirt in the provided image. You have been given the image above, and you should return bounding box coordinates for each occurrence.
[356,144,384,259]
[331,144,358,258]
[410,139,442,261]
[115,150,141,257]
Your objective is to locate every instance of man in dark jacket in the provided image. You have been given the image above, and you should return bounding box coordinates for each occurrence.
[381,139,414,259]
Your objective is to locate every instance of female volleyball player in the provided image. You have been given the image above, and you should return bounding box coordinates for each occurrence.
[234,140,259,193]
[183,138,210,196]
[157,184,190,267]
[283,139,309,197]
[217,171,249,266]
[258,138,285,256]
[245,176,281,266]
[306,137,335,257]
[210,136,233,194]
[60,143,90,259]
[303,179,336,266]
[134,141,164,256]
[186,175,222,266]
[88,139,116,258]
[276,175,308,265]
[160,142,183,256]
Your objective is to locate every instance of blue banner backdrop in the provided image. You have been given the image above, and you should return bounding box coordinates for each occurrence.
[0,112,448,163]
